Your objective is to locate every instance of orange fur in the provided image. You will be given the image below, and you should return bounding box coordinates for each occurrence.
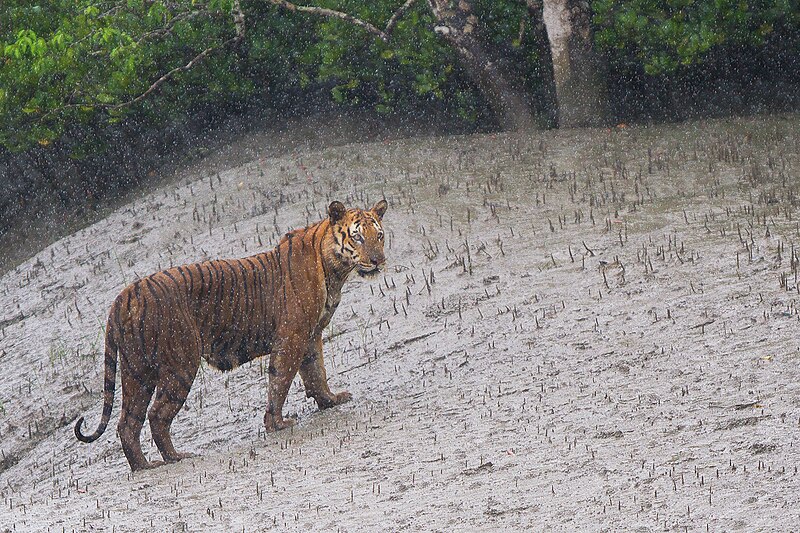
[75,200,388,470]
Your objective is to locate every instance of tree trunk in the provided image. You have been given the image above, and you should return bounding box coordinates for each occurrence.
[431,0,542,131]
[542,0,610,127]
[524,0,558,128]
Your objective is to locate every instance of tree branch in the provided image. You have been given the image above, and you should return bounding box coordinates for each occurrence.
[269,0,389,41]
[269,0,418,42]
[37,33,241,124]
[426,0,446,20]
[38,2,247,120]
[232,0,246,40]
[385,0,418,35]
[87,8,208,56]
[106,36,240,110]
[133,10,207,46]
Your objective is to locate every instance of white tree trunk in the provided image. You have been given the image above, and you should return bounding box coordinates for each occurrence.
[542,0,609,127]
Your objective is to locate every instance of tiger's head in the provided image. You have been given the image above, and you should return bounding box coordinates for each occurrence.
[328,200,388,277]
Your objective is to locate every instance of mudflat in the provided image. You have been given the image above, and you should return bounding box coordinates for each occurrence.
[1,114,798,531]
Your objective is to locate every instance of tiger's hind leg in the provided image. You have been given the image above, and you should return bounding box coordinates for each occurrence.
[148,333,201,464]
[118,355,158,471]
[264,335,307,432]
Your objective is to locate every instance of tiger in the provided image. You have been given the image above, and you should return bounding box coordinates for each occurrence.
[75,199,388,471]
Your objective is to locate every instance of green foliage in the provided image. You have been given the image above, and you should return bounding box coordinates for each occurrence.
[1,1,543,152]
[593,0,799,74]
[1,0,797,153]
[299,2,456,108]
[0,1,249,151]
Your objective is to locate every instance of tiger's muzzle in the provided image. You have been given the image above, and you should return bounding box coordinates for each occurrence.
[357,256,385,277]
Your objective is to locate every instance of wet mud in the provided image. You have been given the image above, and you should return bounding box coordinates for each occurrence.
[1,114,799,531]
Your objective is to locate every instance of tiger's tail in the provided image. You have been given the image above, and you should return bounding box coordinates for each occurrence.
[75,314,119,443]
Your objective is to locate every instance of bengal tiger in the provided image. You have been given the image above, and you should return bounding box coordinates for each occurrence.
[75,200,388,471]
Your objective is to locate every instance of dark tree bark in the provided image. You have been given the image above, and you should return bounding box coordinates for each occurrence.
[428,0,542,130]
[271,0,543,131]
[521,0,559,127]
[542,0,610,127]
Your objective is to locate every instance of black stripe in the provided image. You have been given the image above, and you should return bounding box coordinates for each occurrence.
[215,262,226,311]
[265,253,278,298]
[236,261,259,356]
[133,282,148,358]
[112,299,123,350]
[143,279,161,362]
[119,346,152,389]
[320,250,332,282]
[252,257,268,348]
[125,289,132,316]
[255,254,267,273]
[176,266,191,295]
[221,259,241,358]
[155,274,189,371]
[310,222,322,250]
[275,245,283,278]
[286,236,295,287]
[237,260,252,322]
[157,386,183,404]
[243,262,256,333]
[282,267,288,309]
[198,264,214,337]
[241,259,257,321]
[151,274,174,303]
[231,260,245,327]
[222,260,239,317]
[209,262,224,336]
[162,270,180,291]
[104,356,117,391]
[253,255,269,316]
[197,264,205,295]
[159,367,194,401]
[257,254,271,326]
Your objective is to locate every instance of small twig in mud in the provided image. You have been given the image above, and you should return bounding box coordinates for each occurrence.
[583,241,596,256]
[601,267,610,290]
[691,319,715,333]
[388,331,437,350]
[338,331,437,374]
[322,327,348,343]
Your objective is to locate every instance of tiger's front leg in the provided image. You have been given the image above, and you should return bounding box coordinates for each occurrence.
[299,333,352,410]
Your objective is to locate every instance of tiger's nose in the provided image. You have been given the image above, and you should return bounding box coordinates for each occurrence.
[371,255,385,267]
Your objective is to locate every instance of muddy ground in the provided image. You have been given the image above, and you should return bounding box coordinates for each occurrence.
[1,114,799,531]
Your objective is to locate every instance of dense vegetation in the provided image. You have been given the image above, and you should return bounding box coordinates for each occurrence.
[1,0,798,153]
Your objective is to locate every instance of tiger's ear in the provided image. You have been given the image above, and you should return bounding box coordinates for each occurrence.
[328,201,346,224]
[371,199,388,220]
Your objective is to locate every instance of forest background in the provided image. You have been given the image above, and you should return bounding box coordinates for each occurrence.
[1,0,798,267]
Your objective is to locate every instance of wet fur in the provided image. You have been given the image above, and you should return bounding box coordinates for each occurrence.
[75,200,387,471]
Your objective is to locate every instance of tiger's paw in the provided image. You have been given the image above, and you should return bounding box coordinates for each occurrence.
[316,391,352,410]
[264,414,297,433]
[165,451,197,463]
[133,459,166,471]
[333,391,352,405]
